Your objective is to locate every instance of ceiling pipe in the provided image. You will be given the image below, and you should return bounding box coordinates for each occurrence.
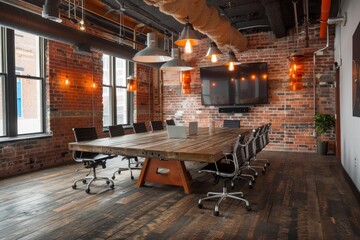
[0,1,160,68]
[143,0,247,52]
[319,0,331,39]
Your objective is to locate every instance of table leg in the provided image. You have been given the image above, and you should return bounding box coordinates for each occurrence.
[136,158,192,194]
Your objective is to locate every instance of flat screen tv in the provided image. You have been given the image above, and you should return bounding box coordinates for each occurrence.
[200,62,268,106]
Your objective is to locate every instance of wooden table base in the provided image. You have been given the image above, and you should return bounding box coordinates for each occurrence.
[136,158,192,194]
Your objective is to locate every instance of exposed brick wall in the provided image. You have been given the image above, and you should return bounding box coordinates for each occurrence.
[163,25,336,152]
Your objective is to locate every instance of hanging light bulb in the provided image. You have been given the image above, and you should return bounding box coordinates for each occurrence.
[228,62,235,71]
[65,75,69,85]
[204,42,222,63]
[185,39,192,53]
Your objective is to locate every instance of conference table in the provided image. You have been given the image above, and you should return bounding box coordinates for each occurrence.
[68,127,249,193]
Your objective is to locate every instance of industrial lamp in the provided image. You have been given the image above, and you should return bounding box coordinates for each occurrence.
[289,52,304,91]
[161,48,193,71]
[133,32,172,63]
[224,49,240,71]
[126,75,137,92]
[175,16,201,54]
[204,42,223,63]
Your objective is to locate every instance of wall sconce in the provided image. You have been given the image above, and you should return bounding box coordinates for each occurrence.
[289,52,304,91]
[181,71,191,94]
[127,75,137,92]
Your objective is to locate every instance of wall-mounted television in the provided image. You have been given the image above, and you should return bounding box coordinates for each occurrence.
[200,62,268,106]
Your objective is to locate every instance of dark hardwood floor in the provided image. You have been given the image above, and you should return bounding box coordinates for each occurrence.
[0,151,359,239]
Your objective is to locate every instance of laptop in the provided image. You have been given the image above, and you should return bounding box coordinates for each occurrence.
[167,126,187,139]
[188,121,198,135]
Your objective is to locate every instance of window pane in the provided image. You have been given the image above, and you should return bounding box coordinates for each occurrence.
[115,58,126,87]
[116,88,128,125]
[0,75,5,136]
[102,54,110,85]
[103,86,112,126]
[17,78,43,134]
[15,30,40,77]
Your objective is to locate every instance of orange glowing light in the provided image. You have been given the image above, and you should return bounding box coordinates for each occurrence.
[211,82,216,87]
[241,77,245,81]
[262,74,267,79]
[251,74,256,80]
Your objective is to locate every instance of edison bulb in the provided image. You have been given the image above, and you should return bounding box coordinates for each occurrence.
[185,40,192,54]
[211,54,217,63]
[65,76,69,85]
[228,62,235,71]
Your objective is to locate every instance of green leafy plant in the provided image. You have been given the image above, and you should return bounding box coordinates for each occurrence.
[314,113,335,141]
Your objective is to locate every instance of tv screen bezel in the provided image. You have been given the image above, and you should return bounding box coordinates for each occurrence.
[200,62,269,106]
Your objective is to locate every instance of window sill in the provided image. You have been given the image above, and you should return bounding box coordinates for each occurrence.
[0,133,53,143]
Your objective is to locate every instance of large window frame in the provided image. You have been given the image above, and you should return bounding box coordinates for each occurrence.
[0,27,46,138]
[102,54,134,127]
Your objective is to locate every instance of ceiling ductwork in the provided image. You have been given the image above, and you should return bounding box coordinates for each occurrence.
[42,0,62,23]
[143,0,248,52]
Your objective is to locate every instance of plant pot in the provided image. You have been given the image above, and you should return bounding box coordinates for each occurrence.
[317,141,328,155]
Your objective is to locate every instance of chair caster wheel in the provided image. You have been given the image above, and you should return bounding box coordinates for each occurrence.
[214,210,219,216]
[72,185,77,189]
[82,180,87,184]
[254,172,258,177]
[249,183,253,189]
[131,176,134,180]
[85,189,90,194]
[262,169,266,174]
[118,170,121,174]
[252,179,256,183]
[198,203,203,209]
[246,206,252,211]
[110,184,115,189]
[267,163,270,166]
[112,176,115,180]
[106,180,111,185]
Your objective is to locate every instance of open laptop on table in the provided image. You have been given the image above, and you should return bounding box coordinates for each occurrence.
[167,126,187,139]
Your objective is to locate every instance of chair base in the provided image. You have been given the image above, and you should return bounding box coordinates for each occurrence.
[72,167,114,194]
[198,185,251,216]
[112,156,142,180]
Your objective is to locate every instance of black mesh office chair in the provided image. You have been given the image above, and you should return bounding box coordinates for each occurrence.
[150,120,164,131]
[223,119,240,128]
[108,125,142,180]
[250,124,270,168]
[166,119,175,126]
[198,134,251,216]
[133,122,147,133]
[71,127,116,194]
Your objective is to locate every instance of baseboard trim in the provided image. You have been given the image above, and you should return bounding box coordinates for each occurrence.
[342,165,360,203]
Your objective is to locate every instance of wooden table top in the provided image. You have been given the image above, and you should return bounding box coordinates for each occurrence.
[68,127,249,163]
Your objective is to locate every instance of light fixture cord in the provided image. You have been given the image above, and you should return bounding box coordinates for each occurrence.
[229,1,232,49]
[91,53,95,126]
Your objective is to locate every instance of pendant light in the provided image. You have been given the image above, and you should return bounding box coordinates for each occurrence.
[126,75,137,92]
[223,2,240,71]
[224,49,240,71]
[133,32,172,63]
[161,48,193,71]
[204,42,222,63]
[175,16,201,54]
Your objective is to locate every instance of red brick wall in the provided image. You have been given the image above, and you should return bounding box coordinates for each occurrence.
[163,25,336,152]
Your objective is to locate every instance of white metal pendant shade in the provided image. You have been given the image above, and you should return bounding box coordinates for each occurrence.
[161,48,193,71]
[133,32,173,63]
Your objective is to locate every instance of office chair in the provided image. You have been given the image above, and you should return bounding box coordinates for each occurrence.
[150,120,164,131]
[198,134,251,216]
[71,127,116,194]
[250,124,270,168]
[133,122,147,133]
[223,119,240,128]
[166,119,176,126]
[108,125,142,180]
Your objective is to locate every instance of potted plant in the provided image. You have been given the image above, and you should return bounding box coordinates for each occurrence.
[314,113,335,155]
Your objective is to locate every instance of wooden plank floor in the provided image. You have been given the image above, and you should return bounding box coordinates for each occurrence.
[0,151,359,239]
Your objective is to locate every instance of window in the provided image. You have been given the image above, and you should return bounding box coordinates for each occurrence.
[102,54,133,127]
[0,28,45,138]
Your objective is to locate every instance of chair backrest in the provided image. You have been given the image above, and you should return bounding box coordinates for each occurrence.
[243,129,257,161]
[223,120,240,128]
[108,125,125,137]
[133,122,147,133]
[150,120,164,131]
[72,127,99,159]
[233,134,247,168]
[255,125,265,153]
[264,123,271,145]
[166,119,175,126]
[73,127,98,142]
